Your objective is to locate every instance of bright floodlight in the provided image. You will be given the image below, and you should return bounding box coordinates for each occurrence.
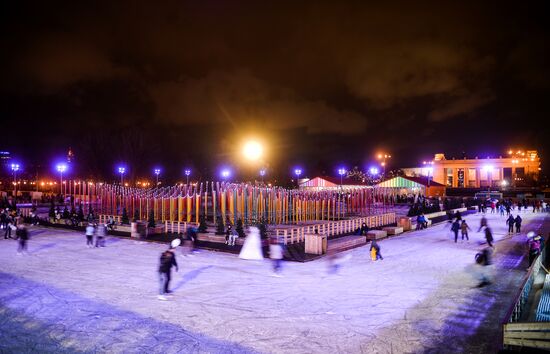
[294,168,302,177]
[221,169,230,178]
[243,141,263,161]
[56,163,67,173]
[501,180,508,186]
[259,169,266,176]
[11,163,20,172]
[369,167,379,175]
[118,167,126,174]
[338,168,346,176]
[154,168,161,175]
[482,165,493,171]
[184,169,191,176]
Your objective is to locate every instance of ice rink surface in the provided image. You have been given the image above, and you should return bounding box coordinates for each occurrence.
[1,211,548,353]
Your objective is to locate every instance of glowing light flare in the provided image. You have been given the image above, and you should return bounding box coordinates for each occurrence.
[154,168,161,175]
[10,163,20,172]
[294,168,302,177]
[118,167,126,174]
[184,169,191,176]
[369,167,379,175]
[243,141,263,161]
[338,168,346,176]
[56,163,67,173]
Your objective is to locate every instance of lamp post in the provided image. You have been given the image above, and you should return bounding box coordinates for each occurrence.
[56,163,67,198]
[184,169,191,185]
[338,168,346,187]
[118,167,126,185]
[221,169,230,182]
[423,161,434,187]
[259,169,266,183]
[11,163,20,200]
[154,168,161,186]
[377,153,391,178]
[294,168,302,188]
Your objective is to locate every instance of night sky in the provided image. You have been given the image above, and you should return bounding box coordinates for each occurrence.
[1,1,549,182]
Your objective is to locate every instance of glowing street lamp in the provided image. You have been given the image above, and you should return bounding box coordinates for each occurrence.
[11,163,20,198]
[294,168,302,188]
[369,167,379,176]
[184,169,191,185]
[56,163,67,197]
[377,153,391,177]
[259,169,266,183]
[221,169,230,182]
[338,168,346,186]
[118,166,126,185]
[423,161,434,187]
[154,168,161,185]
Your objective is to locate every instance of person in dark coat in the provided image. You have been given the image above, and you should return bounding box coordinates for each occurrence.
[360,222,369,235]
[515,215,522,234]
[158,244,178,300]
[451,220,460,243]
[506,214,515,234]
[484,227,494,247]
[16,224,29,255]
[477,215,488,232]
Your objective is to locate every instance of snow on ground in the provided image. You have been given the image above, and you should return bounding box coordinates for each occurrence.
[0,211,548,353]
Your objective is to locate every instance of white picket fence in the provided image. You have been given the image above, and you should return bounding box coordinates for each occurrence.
[275,212,396,245]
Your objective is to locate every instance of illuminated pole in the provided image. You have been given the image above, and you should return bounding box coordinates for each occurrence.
[118,167,126,185]
[377,153,391,178]
[184,169,191,185]
[221,169,230,182]
[338,168,346,188]
[423,161,434,188]
[294,168,302,188]
[154,168,161,186]
[11,163,20,200]
[56,163,67,198]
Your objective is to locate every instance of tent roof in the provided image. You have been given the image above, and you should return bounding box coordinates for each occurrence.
[376,176,445,188]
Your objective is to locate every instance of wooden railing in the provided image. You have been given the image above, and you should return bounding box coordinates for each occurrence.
[164,221,191,234]
[98,214,122,224]
[502,247,548,350]
[274,212,396,245]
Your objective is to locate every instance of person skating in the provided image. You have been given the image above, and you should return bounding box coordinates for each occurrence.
[515,215,522,234]
[475,247,493,287]
[95,223,106,247]
[85,224,95,248]
[460,220,471,241]
[16,224,29,255]
[370,239,383,260]
[269,236,284,276]
[451,219,460,243]
[484,227,494,247]
[158,240,179,300]
[506,214,515,234]
[477,215,488,232]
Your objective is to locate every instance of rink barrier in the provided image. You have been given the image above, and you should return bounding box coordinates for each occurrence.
[98,214,122,224]
[274,212,396,245]
[164,221,190,234]
[502,247,548,350]
[19,208,32,217]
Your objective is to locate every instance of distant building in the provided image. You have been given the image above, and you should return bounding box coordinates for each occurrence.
[402,150,541,188]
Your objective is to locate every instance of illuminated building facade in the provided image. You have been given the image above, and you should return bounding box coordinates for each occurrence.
[403,150,541,188]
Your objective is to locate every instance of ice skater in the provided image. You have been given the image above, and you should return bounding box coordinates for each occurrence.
[477,215,488,232]
[269,236,284,276]
[16,224,29,255]
[85,223,95,248]
[158,240,179,300]
[474,247,493,287]
[460,220,470,241]
[515,214,522,234]
[484,227,494,247]
[370,239,383,260]
[95,223,106,247]
[451,219,460,243]
[506,214,515,234]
